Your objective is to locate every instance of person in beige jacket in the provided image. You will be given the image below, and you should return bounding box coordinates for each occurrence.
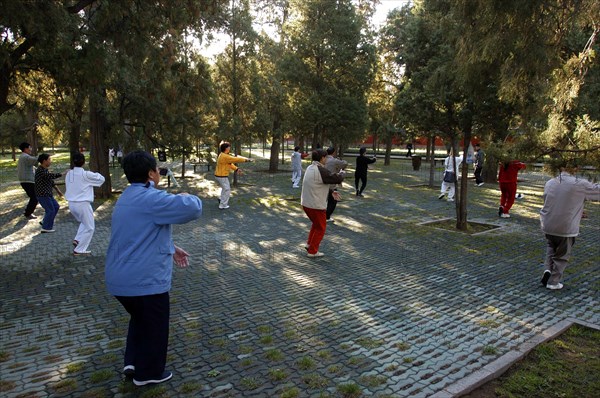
[214,141,250,209]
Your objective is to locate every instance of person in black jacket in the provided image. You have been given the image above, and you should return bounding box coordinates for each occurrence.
[355,147,377,197]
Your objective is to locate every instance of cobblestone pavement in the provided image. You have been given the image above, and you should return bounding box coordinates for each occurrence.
[1,160,598,397]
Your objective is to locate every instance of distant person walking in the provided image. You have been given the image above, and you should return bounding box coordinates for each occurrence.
[473,143,485,186]
[324,147,347,222]
[35,154,63,233]
[17,142,39,219]
[214,141,251,209]
[291,146,303,188]
[116,148,124,166]
[498,159,526,218]
[438,150,463,202]
[539,162,600,290]
[105,151,202,386]
[301,149,345,257]
[355,147,376,197]
[405,142,413,157]
[65,152,105,255]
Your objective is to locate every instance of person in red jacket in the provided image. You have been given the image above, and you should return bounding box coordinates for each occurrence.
[497,160,526,218]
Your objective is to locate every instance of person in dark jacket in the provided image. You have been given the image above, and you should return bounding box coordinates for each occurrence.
[35,154,63,232]
[354,147,376,197]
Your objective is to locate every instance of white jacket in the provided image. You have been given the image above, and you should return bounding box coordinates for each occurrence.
[65,167,105,202]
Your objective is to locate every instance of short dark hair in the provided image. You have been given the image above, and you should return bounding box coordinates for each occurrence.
[359,147,367,155]
[72,152,85,167]
[37,153,50,163]
[19,142,31,151]
[123,150,157,183]
[220,141,231,153]
[294,146,300,152]
[474,143,481,147]
[326,146,335,155]
[312,149,327,162]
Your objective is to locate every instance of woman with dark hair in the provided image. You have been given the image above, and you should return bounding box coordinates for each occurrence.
[498,159,526,218]
[35,154,63,233]
[105,150,202,386]
[354,147,376,197]
[214,141,251,209]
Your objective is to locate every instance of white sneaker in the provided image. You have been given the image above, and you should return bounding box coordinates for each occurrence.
[218,204,230,209]
[41,229,56,233]
[546,283,563,290]
[326,218,334,223]
[447,198,454,202]
[477,182,484,186]
[133,371,172,386]
[438,193,445,200]
[307,252,325,258]
[500,213,511,218]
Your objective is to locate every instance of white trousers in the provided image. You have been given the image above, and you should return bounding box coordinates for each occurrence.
[216,176,231,207]
[440,181,456,200]
[291,169,302,187]
[69,201,95,252]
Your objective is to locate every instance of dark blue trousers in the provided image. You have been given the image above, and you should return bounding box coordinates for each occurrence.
[116,292,170,381]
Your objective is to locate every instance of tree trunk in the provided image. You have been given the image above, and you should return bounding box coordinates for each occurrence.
[428,135,436,187]
[457,115,473,231]
[89,92,112,198]
[384,133,392,166]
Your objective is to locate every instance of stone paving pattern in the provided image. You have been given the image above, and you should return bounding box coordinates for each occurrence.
[1,159,598,397]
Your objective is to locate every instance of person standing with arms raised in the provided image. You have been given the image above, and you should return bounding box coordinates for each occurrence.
[301,149,345,257]
[354,146,376,197]
[214,141,251,209]
[65,152,105,255]
[105,150,202,386]
[17,142,39,219]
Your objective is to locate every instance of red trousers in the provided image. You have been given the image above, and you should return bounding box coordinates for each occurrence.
[303,206,327,254]
[499,182,517,214]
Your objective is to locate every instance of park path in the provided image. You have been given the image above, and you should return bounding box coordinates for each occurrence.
[1,161,598,397]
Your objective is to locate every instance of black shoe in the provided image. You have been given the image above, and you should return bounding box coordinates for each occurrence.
[498,206,504,217]
[123,365,135,377]
[541,270,551,287]
[24,214,37,220]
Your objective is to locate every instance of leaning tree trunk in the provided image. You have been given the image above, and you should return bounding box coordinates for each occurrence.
[428,135,436,188]
[269,113,282,172]
[89,92,112,198]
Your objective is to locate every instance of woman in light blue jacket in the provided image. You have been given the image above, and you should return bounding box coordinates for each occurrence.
[105,151,202,386]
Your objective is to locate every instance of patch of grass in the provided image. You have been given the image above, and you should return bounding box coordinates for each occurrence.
[482,345,498,355]
[463,324,600,398]
[478,319,501,328]
[66,361,86,374]
[356,337,384,349]
[207,369,221,377]
[81,388,108,398]
[90,369,114,383]
[394,341,410,351]
[268,368,288,381]
[358,374,387,387]
[97,352,118,364]
[44,354,62,363]
[0,351,10,362]
[52,379,77,394]
[0,380,16,392]
[180,382,202,394]
[265,348,284,361]
[316,349,332,360]
[280,386,300,398]
[336,382,362,398]
[402,357,414,364]
[327,364,342,374]
[302,373,328,389]
[257,325,273,334]
[259,335,274,345]
[106,339,124,349]
[385,363,399,372]
[240,358,253,367]
[238,345,253,354]
[76,347,96,356]
[209,338,228,348]
[139,385,167,398]
[296,356,316,370]
[240,377,261,390]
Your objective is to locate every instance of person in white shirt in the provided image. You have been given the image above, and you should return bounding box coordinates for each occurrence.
[65,152,105,255]
[438,149,463,202]
[291,146,303,188]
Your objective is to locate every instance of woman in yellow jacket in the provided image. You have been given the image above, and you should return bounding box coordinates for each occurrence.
[215,141,251,209]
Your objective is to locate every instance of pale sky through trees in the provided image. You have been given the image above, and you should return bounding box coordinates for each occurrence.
[198,0,410,59]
